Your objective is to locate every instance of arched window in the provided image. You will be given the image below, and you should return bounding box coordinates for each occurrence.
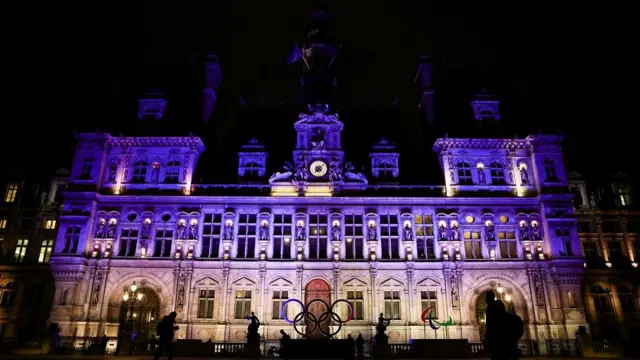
[543,159,558,182]
[591,285,612,312]
[0,282,17,306]
[164,160,180,183]
[132,160,148,183]
[489,162,506,185]
[457,162,473,185]
[617,285,637,313]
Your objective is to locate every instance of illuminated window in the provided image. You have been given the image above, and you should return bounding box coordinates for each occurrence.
[308,214,328,259]
[118,229,139,257]
[0,218,6,229]
[498,231,518,259]
[234,290,252,319]
[39,239,54,263]
[380,214,400,259]
[79,157,93,179]
[556,228,574,257]
[347,290,364,320]
[489,162,506,185]
[457,162,473,185]
[153,228,173,257]
[201,213,222,258]
[463,231,483,259]
[618,285,637,312]
[165,160,181,183]
[344,214,364,260]
[131,160,148,183]
[415,214,435,260]
[590,285,612,312]
[420,291,438,319]
[197,289,215,319]
[236,214,256,259]
[543,159,558,182]
[272,290,288,319]
[617,189,630,207]
[63,226,81,253]
[45,219,57,230]
[4,184,18,203]
[272,214,292,259]
[384,291,401,320]
[0,282,17,306]
[14,239,29,263]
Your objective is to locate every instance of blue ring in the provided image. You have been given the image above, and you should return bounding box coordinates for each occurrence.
[281,298,305,324]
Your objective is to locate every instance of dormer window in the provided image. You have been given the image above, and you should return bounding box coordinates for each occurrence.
[165,160,181,183]
[457,162,473,185]
[488,162,505,185]
[543,159,558,182]
[132,160,148,183]
[245,162,261,177]
[79,157,94,179]
[4,184,18,203]
[617,188,630,207]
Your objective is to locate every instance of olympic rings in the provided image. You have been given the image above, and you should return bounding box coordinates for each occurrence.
[280,298,354,337]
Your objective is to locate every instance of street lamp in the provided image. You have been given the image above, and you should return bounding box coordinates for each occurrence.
[123,281,144,302]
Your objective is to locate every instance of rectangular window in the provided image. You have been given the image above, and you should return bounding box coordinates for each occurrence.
[235,290,252,319]
[4,184,18,203]
[14,239,29,263]
[201,213,222,258]
[118,229,138,257]
[308,214,328,259]
[272,214,292,259]
[344,214,364,260]
[63,226,81,253]
[578,221,595,233]
[384,291,401,320]
[60,289,68,305]
[236,214,256,259]
[45,219,57,230]
[582,240,600,264]
[420,291,438,319]
[153,228,173,257]
[555,228,574,256]
[380,214,400,259]
[39,239,54,263]
[272,290,289,319]
[197,289,215,319]
[0,218,7,229]
[415,214,435,260]
[347,290,364,320]
[607,240,624,263]
[497,231,518,259]
[79,157,94,179]
[464,231,483,259]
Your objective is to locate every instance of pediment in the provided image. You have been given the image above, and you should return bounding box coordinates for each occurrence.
[269,277,294,287]
[232,276,257,287]
[194,277,219,287]
[416,278,440,288]
[378,278,405,288]
[343,278,367,288]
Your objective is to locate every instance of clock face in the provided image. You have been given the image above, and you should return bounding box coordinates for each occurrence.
[309,160,328,177]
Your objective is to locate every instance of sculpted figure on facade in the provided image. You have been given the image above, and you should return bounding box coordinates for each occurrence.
[530,221,542,240]
[259,221,269,241]
[95,219,106,238]
[106,220,117,238]
[223,221,234,240]
[450,221,460,241]
[311,128,326,150]
[450,276,459,308]
[367,221,377,241]
[141,219,152,239]
[294,157,308,182]
[176,221,186,240]
[90,273,102,305]
[331,222,340,241]
[477,166,486,185]
[188,221,198,240]
[343,162,367,183]
[151,163,160,183]
[403,222,413,241]
[438,222,448,241]
[296,221,305,241]
[329,157,342,182]
[485,221,495,241]
[520,165,529,185]
[519,222,529,240]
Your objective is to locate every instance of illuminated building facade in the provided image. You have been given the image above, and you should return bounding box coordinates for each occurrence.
[570,172,640,344]
[48,11,588,347]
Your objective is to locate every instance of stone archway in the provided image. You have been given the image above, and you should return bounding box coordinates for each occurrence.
[474,289,520,341]
[118,287,161,341]
[305,279,331,338]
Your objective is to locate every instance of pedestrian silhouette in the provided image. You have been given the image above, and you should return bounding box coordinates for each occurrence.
[154,312,179,360]
[279,329,290,360]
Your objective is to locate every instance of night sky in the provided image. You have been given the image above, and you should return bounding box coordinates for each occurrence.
[4,1,637,183]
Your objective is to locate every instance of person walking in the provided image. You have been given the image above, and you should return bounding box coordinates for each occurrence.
[356,334,365,360]
[154,312,179,360]
[279,329,290,360]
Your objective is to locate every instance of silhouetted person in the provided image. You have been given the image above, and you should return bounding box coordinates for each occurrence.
[356,334,365,360]
[101,334,108,354]
[279,329,290,360]
[507,310,524,360]
[154,312,179,360]
[346,334,355,360]
[484,292,509,360]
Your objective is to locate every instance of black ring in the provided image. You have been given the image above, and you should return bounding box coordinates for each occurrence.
[290,298,353,338]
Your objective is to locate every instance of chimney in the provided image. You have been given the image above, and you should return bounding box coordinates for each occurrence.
[202,54,223,123]
[415,55,436,124]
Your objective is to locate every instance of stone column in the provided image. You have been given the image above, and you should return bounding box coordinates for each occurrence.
[527,270,541,323]
[370,266,378,325]
[182,268,194,322]
[406,267,414,324]
[259,268,267,321]
[221,267,230,322]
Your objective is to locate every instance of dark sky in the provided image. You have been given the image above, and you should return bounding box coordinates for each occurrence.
[4,1,638,183]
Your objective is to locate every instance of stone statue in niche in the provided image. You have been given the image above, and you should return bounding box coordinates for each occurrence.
[310,128,326,150]
[329,157,342,182]
[296,222,305,241]
[95,220,106,238]
[367,223,377,241]
[188,222,198,240]
[90,275,101,305]
[106,221,117,238]
[450,222,460,241]
[293,157,308,182]
[403,223,413,241]
[438,223,448,241]
[331,223,340,241]
[450,277,459,308]
[589,192,598,208]
[151,163,160,183]
[535,278,545,309]
[223,222,234,240]
[519,222,530,240]
[485,222,495,241]
[477,167,486,185]
[530,222,542,240]
[141,221,152,239]
[259,222,269,240]
[520,166,529,185]
[176,221,186,240]
[177,283,185,308]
